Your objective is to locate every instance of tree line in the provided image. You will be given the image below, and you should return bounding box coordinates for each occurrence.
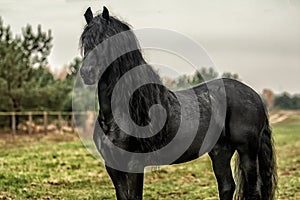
[163,67,240,90]
[0,18,299,116]
[274,93,300,110]
[0,18,79,113]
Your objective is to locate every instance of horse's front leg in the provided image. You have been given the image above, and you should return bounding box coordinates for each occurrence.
[105,165,144,200]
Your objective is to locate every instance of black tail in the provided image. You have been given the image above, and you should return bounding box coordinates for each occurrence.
[234,154,244,200]
[234,119,277,200]
[258,119,277,200]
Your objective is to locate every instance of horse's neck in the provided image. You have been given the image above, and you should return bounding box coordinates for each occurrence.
[97,58,176,126]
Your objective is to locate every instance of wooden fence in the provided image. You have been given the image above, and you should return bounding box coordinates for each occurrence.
[0,111,88,134]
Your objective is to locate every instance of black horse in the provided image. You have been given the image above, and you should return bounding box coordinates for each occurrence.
[79,6,277,200]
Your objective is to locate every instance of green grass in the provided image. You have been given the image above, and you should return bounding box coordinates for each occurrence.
[0,115,299,200]
[272,115,300,200]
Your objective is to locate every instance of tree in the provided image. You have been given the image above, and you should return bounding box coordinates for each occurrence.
[174,74,190,89]
[66,57,82,80]
[189,67,219,86]
[0,17,53,112]
[274,93,300,110]
[62,57,82,112]
[222,72,240,80]
[0,18,56,128]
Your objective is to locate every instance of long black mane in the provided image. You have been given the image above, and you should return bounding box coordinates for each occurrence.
[80,12,176,148]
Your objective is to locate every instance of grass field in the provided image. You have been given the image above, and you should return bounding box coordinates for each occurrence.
[0,114,299,199]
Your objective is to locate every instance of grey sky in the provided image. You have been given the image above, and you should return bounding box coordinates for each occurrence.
[0,0,299,93]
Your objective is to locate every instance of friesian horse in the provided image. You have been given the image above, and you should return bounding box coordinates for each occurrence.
[79,6,277,200]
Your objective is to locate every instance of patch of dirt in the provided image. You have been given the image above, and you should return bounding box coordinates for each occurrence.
[0,131,79,148]
[269,110,300,124]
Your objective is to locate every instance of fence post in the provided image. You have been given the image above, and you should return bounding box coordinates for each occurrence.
[28,112,32,134]
[58,113,62,134]
[71,112,75,133]
[12,112,16,134]
[43,111,48,134]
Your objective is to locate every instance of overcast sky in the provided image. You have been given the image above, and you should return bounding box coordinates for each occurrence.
[0,0,299,94]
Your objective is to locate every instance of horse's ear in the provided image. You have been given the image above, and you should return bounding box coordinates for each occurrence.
[102,6,109,21]
[84,7,93,24]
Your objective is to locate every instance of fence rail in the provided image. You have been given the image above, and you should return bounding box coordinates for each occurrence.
[0,111,89,134]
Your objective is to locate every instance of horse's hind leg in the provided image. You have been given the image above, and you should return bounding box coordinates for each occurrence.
[105,165,144,200]
[209,138,235,200]
[236,139,262,200]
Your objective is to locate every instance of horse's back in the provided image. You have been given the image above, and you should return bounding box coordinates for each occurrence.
[220,78,267,144]
[179,78,267,156]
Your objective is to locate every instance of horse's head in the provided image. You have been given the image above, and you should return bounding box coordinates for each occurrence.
[80,6,136,85]
[79,6,110,85]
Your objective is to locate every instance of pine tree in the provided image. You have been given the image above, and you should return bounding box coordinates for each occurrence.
[0,17,53,112]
